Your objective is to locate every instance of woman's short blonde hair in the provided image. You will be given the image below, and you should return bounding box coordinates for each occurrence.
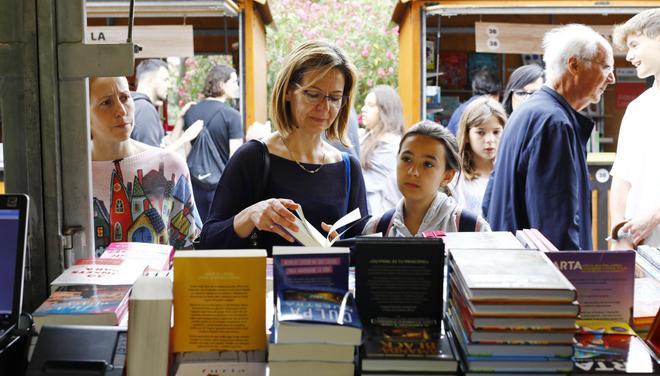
[270,40,358,144]
[457,96,507,180]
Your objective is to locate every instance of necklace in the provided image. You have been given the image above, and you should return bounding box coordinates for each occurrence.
[280,134,326,174]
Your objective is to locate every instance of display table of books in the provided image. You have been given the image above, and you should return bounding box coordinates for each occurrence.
[26,236,660,376]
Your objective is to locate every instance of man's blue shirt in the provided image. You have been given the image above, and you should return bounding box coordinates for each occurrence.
[484,86,594,250]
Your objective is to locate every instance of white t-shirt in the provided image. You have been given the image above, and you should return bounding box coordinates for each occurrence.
[452,173,489,216]
[362,140,402,217]
[610,82,660,246]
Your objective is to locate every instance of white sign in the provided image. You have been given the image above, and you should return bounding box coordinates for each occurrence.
[86,25,194,58]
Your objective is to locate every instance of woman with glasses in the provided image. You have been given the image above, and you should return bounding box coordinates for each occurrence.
[360,85,404,216]
[501,64,545,116]
[198,40,368,254]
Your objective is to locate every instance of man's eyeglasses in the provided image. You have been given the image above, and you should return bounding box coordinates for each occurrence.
[581,58,614,75]
[294,83,347,110]
[512,89,536,98]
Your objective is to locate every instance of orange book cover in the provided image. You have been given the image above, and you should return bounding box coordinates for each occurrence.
[172,249,266,353]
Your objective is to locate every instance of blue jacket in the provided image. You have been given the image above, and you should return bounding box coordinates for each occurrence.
[484,86,594,250]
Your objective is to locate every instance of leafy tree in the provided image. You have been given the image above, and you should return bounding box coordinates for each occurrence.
[267,0,399,111]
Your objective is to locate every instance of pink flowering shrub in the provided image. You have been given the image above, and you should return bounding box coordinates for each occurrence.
[267,0,399,109]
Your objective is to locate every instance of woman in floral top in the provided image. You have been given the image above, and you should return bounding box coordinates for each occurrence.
[89,76,201,256]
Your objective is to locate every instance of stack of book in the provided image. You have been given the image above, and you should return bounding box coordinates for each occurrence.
[32,257,149,331]
[355,237,458,375]
[447,249,578,374]
[268,246,358,376]
[270,288,361,376]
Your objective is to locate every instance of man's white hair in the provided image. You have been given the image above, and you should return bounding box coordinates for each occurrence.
[542,24,613,85]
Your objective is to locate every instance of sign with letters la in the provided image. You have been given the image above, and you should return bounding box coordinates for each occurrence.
[86,25,194,58]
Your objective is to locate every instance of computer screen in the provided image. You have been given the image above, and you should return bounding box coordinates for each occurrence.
[0,209,20,315]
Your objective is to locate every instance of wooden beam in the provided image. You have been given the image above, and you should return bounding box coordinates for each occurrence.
[86,25,194,58]
[243,0,268,129]
[474,22,627,55]
[397,2,424,128]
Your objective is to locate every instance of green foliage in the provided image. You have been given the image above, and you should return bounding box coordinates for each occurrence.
[267,0,399,112]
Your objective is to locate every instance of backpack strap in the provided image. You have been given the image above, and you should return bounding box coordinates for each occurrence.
[376,208,396,236]
[341,152,351,214]
[457,208,479,232]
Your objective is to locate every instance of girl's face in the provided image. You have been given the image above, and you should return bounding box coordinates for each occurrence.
[285,68,345,136]
[360,92,380,130]
[397,135,455,202]
[90,77,134,143]
[467,116,503,162]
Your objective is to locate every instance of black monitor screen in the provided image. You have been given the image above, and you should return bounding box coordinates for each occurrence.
[0,209,20,315]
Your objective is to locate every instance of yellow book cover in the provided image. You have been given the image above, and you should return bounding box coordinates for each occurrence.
[172,249,266,353]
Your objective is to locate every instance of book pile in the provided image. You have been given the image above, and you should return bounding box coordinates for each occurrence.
[32,257,149,331]
[269,247,358,376]
[355,237,458,375]
[446,249,578,374]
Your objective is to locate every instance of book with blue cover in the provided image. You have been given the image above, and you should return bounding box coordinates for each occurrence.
[272,246,349,303]
[274,287,362,346]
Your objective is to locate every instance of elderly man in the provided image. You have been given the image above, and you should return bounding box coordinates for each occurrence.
[609,9,660,248]
[131,59,171,147]
[484,24,615,250]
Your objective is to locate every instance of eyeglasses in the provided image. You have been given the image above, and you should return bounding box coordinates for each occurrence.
[512,89,536,98]
[581,58,614,75]
[294,83,347,110]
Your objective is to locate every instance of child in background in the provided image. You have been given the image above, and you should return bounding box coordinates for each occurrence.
[453,97,507,215]
[363,121,490,237]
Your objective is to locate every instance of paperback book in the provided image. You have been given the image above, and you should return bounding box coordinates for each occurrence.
[443,231,525,252]
[32,284,131,330]
[287,207,363,247]
[361,322,458,373]
[545,250,635,322]
[274,287,362,346]
[172,249,266,353]
[573,333,660,374]
[449,249,577,302]
[50,258,148,289]
[272,246,349,303]
[354,237,457,374]
[99,241,173,272]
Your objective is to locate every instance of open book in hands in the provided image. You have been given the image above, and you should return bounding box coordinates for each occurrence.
[286,207,364,247]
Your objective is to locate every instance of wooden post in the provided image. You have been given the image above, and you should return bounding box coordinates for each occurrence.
[397,2,424,128]
[242,0,269,132]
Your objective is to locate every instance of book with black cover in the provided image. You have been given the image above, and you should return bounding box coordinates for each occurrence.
[354,237,457,373]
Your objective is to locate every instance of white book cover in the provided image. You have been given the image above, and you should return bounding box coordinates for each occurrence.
[100,242,173,272]
[50,258,149,287]
[443,231,525,251]
[287,207,362,247]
